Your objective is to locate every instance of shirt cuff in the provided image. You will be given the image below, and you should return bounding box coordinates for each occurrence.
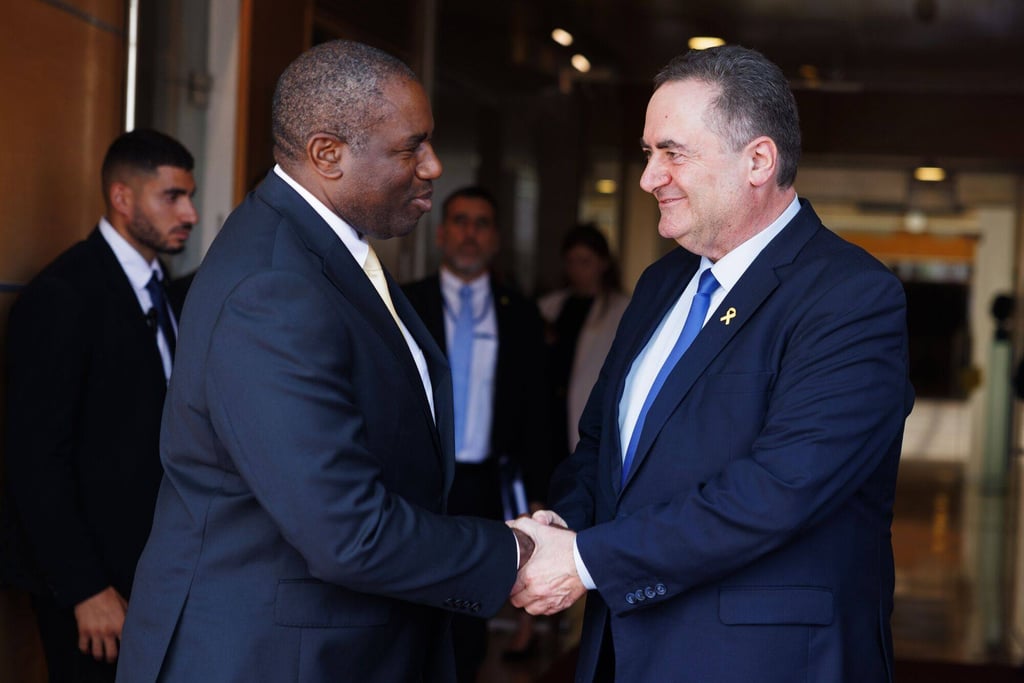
[573,537,596,590]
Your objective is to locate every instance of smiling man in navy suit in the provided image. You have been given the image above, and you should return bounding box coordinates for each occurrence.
[510,46,914,682]
[115,40,533,683]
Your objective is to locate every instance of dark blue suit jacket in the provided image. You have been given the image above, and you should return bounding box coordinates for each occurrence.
[550,201,914,682]
[116,172,517,682]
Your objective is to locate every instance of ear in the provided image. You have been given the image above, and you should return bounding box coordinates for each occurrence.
[108,181,134,219]
[746,136,778,188]
[306,134,347,180]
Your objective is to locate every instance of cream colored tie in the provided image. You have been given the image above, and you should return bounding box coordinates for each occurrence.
[363,245,401,326]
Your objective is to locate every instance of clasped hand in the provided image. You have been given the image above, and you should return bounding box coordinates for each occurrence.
[507,510,587,615]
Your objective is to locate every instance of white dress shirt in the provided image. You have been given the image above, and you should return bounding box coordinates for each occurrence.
[98,218,176,382]
[274,165,435,419]
[574,195,802,589]
[439,267,498,463]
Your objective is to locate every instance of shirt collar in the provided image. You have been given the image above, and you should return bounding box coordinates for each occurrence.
[440,266,489,295]
[273,164,369,266]
[707,194,801,293]
[98,217,162,290]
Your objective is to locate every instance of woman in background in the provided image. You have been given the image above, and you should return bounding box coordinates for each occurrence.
[539,223,631,461]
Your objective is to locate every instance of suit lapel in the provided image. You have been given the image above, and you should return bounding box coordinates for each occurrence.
[618,201,823,493]
[87,229,167,386]
[256,173,445,465]
[609,253,701,491]
[390,282,455,490]
[417,275,448,353]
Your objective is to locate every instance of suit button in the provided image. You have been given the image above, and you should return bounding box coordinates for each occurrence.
[644,586,656,599]
[471,602,481,613]
[444,598,455,607]
[625,593,636,605]
[634,590,646,602]
[655,583,667,595]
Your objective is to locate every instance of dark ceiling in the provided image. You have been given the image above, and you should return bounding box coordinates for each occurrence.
[429,0,1024,96]
[316,0,1024,167]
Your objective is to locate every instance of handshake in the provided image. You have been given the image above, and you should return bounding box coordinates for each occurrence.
[507,510,588,616]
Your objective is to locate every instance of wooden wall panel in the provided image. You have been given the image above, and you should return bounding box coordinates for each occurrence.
[236,0,313,201]
[0,3,125,682]
[0,0,125,287]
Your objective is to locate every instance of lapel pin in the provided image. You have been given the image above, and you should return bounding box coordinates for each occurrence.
[720,307,737,325]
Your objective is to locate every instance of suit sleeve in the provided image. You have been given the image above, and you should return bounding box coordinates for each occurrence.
[5,278,110,607]
[574,268,910,616]
[203,270,517,614]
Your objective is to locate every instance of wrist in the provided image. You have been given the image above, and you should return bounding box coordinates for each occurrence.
[512,528,535,569]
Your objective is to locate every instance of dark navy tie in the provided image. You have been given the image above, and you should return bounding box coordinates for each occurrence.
[621,268,720,485]
[145,272,176,359]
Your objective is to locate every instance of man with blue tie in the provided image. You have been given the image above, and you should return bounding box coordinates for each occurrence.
[403,186,549,681]
[4,129,196,682]
[510,45,914,682]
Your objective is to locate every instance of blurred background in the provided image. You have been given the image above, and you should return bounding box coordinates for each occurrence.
[2,0,1024,680]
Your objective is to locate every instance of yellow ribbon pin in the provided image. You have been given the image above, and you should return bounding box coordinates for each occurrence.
[720,307,737,325]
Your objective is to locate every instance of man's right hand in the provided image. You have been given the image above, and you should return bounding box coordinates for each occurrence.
[73,586,128,662]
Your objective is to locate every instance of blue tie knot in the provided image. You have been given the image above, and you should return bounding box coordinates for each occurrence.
[696,268,719,297]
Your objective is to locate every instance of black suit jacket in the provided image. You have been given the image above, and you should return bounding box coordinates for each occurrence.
[403,273,549,501]
[3,228,171,608]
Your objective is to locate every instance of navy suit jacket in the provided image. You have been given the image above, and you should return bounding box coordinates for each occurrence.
[550,201,914,682]
[3,229,168,607]
[116,172,517,683]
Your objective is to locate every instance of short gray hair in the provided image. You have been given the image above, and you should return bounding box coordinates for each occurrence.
[654,45,801,187]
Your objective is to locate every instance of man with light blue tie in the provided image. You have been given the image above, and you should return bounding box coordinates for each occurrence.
[509,45,914,682]
[404,186,549,681]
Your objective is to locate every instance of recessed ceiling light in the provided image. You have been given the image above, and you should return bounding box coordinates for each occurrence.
[551,28,574,47]
[914,166,946,182]
[571,54,591,73]
[688,36,725,50]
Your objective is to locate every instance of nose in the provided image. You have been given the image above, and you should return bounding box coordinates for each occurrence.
[180,198,199,225]
[639,156,666,195]
[417,143,443,180]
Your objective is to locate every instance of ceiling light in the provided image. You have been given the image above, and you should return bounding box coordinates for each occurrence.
[551,28,574,47]
[688,36,725,50]
[595,179,617,194]
[914,166,946,182]
[571,54,591,73]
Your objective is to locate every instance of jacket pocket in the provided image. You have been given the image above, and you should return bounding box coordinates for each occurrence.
[274,579,391,628]
[719,586,834,625]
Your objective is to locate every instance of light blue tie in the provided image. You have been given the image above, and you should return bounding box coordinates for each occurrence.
[621,268,720,485]
[451,284,475,454]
